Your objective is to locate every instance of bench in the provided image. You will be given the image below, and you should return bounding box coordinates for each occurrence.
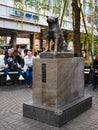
[0,70,25,85]
[84,64,91,85]
[84,68,91,84]
[0,67,93,86]
[84,67,98,86]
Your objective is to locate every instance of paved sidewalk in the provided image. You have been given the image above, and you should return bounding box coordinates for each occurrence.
[0,84,98,130]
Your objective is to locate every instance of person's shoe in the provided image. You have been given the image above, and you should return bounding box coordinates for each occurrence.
[19,75,24,80]
[6,75,11,81]
[93,85,97,90]
[26,85,31,88]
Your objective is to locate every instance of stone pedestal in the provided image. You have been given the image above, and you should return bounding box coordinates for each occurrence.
[23,53,92,127]
[33,57,84,107]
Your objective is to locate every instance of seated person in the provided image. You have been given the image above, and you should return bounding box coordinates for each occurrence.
[13,49,24,68]
[34,51,40,58]
[4,49,24,81]
[0,49,5,71]
[23,49,36,88]
[93,53,98,89]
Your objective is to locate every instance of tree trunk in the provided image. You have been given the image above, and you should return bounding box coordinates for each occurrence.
[78,0,93,61]
[72,0,82,57]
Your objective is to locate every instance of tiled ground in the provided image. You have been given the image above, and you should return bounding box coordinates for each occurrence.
[0,84,98,130]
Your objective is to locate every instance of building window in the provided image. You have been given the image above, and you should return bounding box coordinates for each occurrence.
[87,16,92,23]
[14,0,21,2]
[83,0,86,14]
[65,9,69,16]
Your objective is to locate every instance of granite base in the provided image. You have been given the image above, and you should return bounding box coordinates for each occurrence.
[23,95,92,127]
[40,52,74,58]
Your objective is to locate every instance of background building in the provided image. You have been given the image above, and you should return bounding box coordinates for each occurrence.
[0,0,98,53]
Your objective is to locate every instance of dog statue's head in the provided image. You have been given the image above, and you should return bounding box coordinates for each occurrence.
[46,16,58,23]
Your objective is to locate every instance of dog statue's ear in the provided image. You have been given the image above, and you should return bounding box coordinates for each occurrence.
[56,17,58,21]
[46,16,48,18]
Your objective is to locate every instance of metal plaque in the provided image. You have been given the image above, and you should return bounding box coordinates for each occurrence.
[42,64,46,83]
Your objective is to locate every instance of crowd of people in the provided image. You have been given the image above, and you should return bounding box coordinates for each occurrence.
[92,53,98,89]
[0,47,40,88]
[0,46,98,89]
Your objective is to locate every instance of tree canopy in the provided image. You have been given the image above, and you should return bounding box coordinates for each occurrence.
[14,0,97,59]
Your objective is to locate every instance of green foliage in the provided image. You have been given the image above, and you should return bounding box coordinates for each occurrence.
[14,0,69,18]
[86,0,93,7]
[0,38,3,43]
[14,0,97,60]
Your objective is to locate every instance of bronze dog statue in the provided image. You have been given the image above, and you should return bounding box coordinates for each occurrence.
[46,16,67,52]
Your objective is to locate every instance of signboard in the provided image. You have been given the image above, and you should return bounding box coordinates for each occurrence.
[10,9,24,17]
[10,9,39,21]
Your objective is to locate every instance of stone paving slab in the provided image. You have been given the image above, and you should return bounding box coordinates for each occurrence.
[0,84,98,130]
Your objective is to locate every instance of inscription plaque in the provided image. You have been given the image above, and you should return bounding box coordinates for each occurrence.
[42,64,46,82]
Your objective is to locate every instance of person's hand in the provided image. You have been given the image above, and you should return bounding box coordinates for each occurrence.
[5,64,8,68]
[17,64,21,68]
[95,69,98,73]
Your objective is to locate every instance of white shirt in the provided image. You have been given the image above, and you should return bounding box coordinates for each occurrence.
[23,55,36,72]
[0,55,5,70]
[67,41,73,52]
